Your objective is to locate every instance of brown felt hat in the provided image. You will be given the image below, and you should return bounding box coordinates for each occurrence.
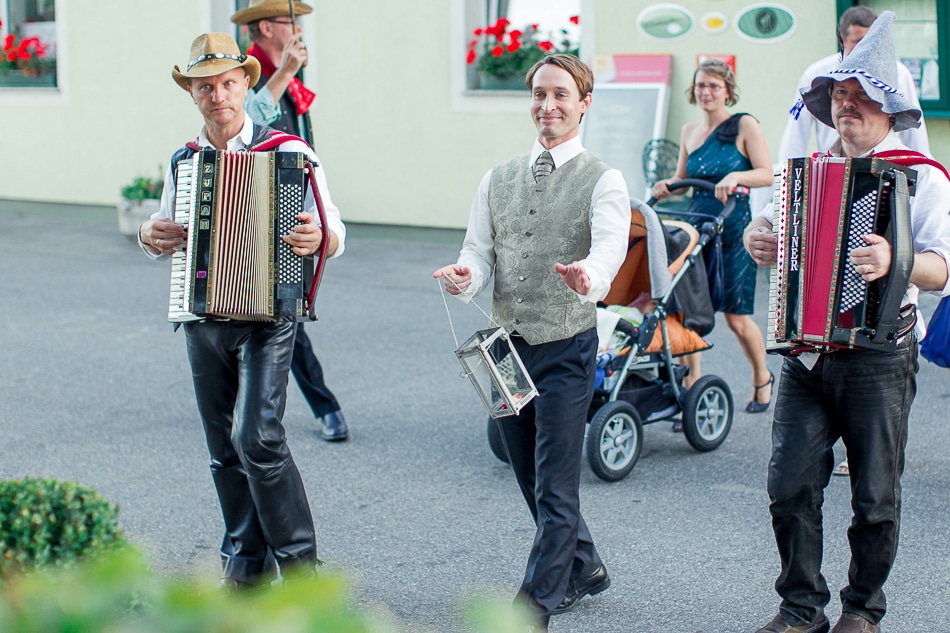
[231,0,313,25]
[171,32,261,91]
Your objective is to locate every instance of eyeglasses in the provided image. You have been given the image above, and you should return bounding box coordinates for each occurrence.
[694,82,725,93]
[264,18,294,25]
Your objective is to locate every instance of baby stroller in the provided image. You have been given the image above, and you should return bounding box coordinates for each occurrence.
[487,181,747,482]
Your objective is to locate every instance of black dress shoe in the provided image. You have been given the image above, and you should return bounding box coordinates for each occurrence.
[552,564,610,614]
[320,410,348,442]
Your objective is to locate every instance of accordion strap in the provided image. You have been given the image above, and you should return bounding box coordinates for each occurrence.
[872,150,950,183]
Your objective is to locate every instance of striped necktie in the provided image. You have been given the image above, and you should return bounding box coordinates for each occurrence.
[533,151,555,182]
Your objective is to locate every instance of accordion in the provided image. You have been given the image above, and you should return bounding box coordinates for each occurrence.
[767,156,916,353]
[168,149,326,323]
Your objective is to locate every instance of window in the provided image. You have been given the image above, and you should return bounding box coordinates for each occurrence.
[0,0,58,89]
[838,0,950,116]
[464,0,581,92]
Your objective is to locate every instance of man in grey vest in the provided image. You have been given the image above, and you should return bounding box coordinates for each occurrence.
[433,54,629,631]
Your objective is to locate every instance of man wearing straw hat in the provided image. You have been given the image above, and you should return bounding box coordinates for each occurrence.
[138,32,346,588]
[233,0,351,444]
[434,54,629,631]
[743,12,950,633]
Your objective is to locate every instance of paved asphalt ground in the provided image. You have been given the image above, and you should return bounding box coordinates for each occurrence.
[1,206,948,633]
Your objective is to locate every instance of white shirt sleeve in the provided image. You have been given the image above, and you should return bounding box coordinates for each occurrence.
[455,170,496,303]
[909,165,950,296]
[138,163,177,260]
[279,139,347,258]
[578,168,630,303]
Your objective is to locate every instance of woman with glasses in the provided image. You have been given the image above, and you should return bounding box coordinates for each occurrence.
[651,59,775,415]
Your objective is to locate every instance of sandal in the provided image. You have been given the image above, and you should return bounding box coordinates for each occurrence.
[746,371,774,414]
[833,459,849,477]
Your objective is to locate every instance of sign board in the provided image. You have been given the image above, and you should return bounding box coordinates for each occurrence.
[581,55,673,202]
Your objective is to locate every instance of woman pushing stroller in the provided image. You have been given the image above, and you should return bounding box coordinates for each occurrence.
[651,59,775,413]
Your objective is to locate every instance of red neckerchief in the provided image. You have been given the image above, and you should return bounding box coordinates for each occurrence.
[247,42,315,115]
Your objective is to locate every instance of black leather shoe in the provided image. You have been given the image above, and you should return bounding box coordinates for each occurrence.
[219,577,255,593]
[552,564,610,614]
[320,410,348,442]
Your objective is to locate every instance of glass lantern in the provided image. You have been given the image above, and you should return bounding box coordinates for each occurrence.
[455,327,538,418]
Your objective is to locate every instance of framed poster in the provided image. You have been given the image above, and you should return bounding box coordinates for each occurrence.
[582,55,672,201]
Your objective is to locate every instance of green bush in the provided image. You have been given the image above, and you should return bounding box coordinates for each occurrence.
[0,545,537,633]
[0,477,125,579]
[120,174,164,201]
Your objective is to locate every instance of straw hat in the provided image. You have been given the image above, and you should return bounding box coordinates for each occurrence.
[171,32,261,91]
[231,0,313,25]
[801,11,921,132]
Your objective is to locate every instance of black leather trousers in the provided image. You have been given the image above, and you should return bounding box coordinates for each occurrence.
[768,337,917,626]
[184,320,317,582]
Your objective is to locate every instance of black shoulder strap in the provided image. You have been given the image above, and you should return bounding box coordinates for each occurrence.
[715,112,753,145]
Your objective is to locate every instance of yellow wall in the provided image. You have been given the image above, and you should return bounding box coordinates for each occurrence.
[1,1,948,228]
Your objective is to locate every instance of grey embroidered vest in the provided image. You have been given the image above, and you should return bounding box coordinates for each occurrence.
[489,150,609,345]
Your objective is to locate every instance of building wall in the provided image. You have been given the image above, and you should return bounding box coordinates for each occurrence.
[1,0,947,229]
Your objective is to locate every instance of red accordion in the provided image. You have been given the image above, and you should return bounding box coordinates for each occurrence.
[768,156,916,353]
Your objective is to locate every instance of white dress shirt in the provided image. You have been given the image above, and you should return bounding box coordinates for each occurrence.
[141,114,345,260]
[456,136,630,305]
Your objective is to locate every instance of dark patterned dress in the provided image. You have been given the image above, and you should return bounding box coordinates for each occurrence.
[686,113,757,315]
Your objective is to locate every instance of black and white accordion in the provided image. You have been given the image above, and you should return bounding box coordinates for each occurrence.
[767,156,916,353]
[168,149,327,323]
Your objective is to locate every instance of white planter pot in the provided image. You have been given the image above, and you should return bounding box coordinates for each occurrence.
[117,198,160,238]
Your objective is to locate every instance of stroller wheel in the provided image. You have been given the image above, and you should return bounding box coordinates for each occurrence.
[586,401,643,482]
[681,375,734,452]
[486,417,510,463]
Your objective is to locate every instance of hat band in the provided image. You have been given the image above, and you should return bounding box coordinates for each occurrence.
[187,52,247,71]
[828,68,903,97]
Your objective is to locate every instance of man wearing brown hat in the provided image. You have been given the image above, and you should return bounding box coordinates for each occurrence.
[138,32,346,587]
[233,0,350,444]
[743,12,950,633]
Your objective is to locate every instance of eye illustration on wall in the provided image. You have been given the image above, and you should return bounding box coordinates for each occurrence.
[735,4,796,43]
[637,4,695,41]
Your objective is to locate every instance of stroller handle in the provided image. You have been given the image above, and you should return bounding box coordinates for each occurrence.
[645,180,750,236]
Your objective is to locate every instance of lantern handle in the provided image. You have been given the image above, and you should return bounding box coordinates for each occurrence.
[436,277,499,349]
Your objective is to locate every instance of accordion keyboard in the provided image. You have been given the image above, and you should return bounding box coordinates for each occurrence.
[168,157,201,323]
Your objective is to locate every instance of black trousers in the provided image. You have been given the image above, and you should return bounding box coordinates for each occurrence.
[768,337,918,625]
[494,328,603,624]
[184,320,317,582]
[290,322,340,418]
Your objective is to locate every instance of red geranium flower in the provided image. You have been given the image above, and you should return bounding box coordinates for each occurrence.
[569,15,580,25]
[491,45,504,57]
[466,49,477,64]
[538,41,554,53]
[510,29,522,40]
[507,41,521,53]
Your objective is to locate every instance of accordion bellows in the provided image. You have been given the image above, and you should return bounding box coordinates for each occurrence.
[768,156,916,353]
[168,150,314,322]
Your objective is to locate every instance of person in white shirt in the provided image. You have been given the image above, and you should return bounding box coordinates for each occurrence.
[778,5,931,160]
[743,13,950,633]
[138,33,345,589]
[433,54,629,632]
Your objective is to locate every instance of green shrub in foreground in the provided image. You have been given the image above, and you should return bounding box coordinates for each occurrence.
[0,546,538,633]
[0,477,125,579]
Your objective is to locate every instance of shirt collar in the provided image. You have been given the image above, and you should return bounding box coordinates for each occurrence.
[196,114,254,151]
[530,136,584,168]
[828,130,901,158]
